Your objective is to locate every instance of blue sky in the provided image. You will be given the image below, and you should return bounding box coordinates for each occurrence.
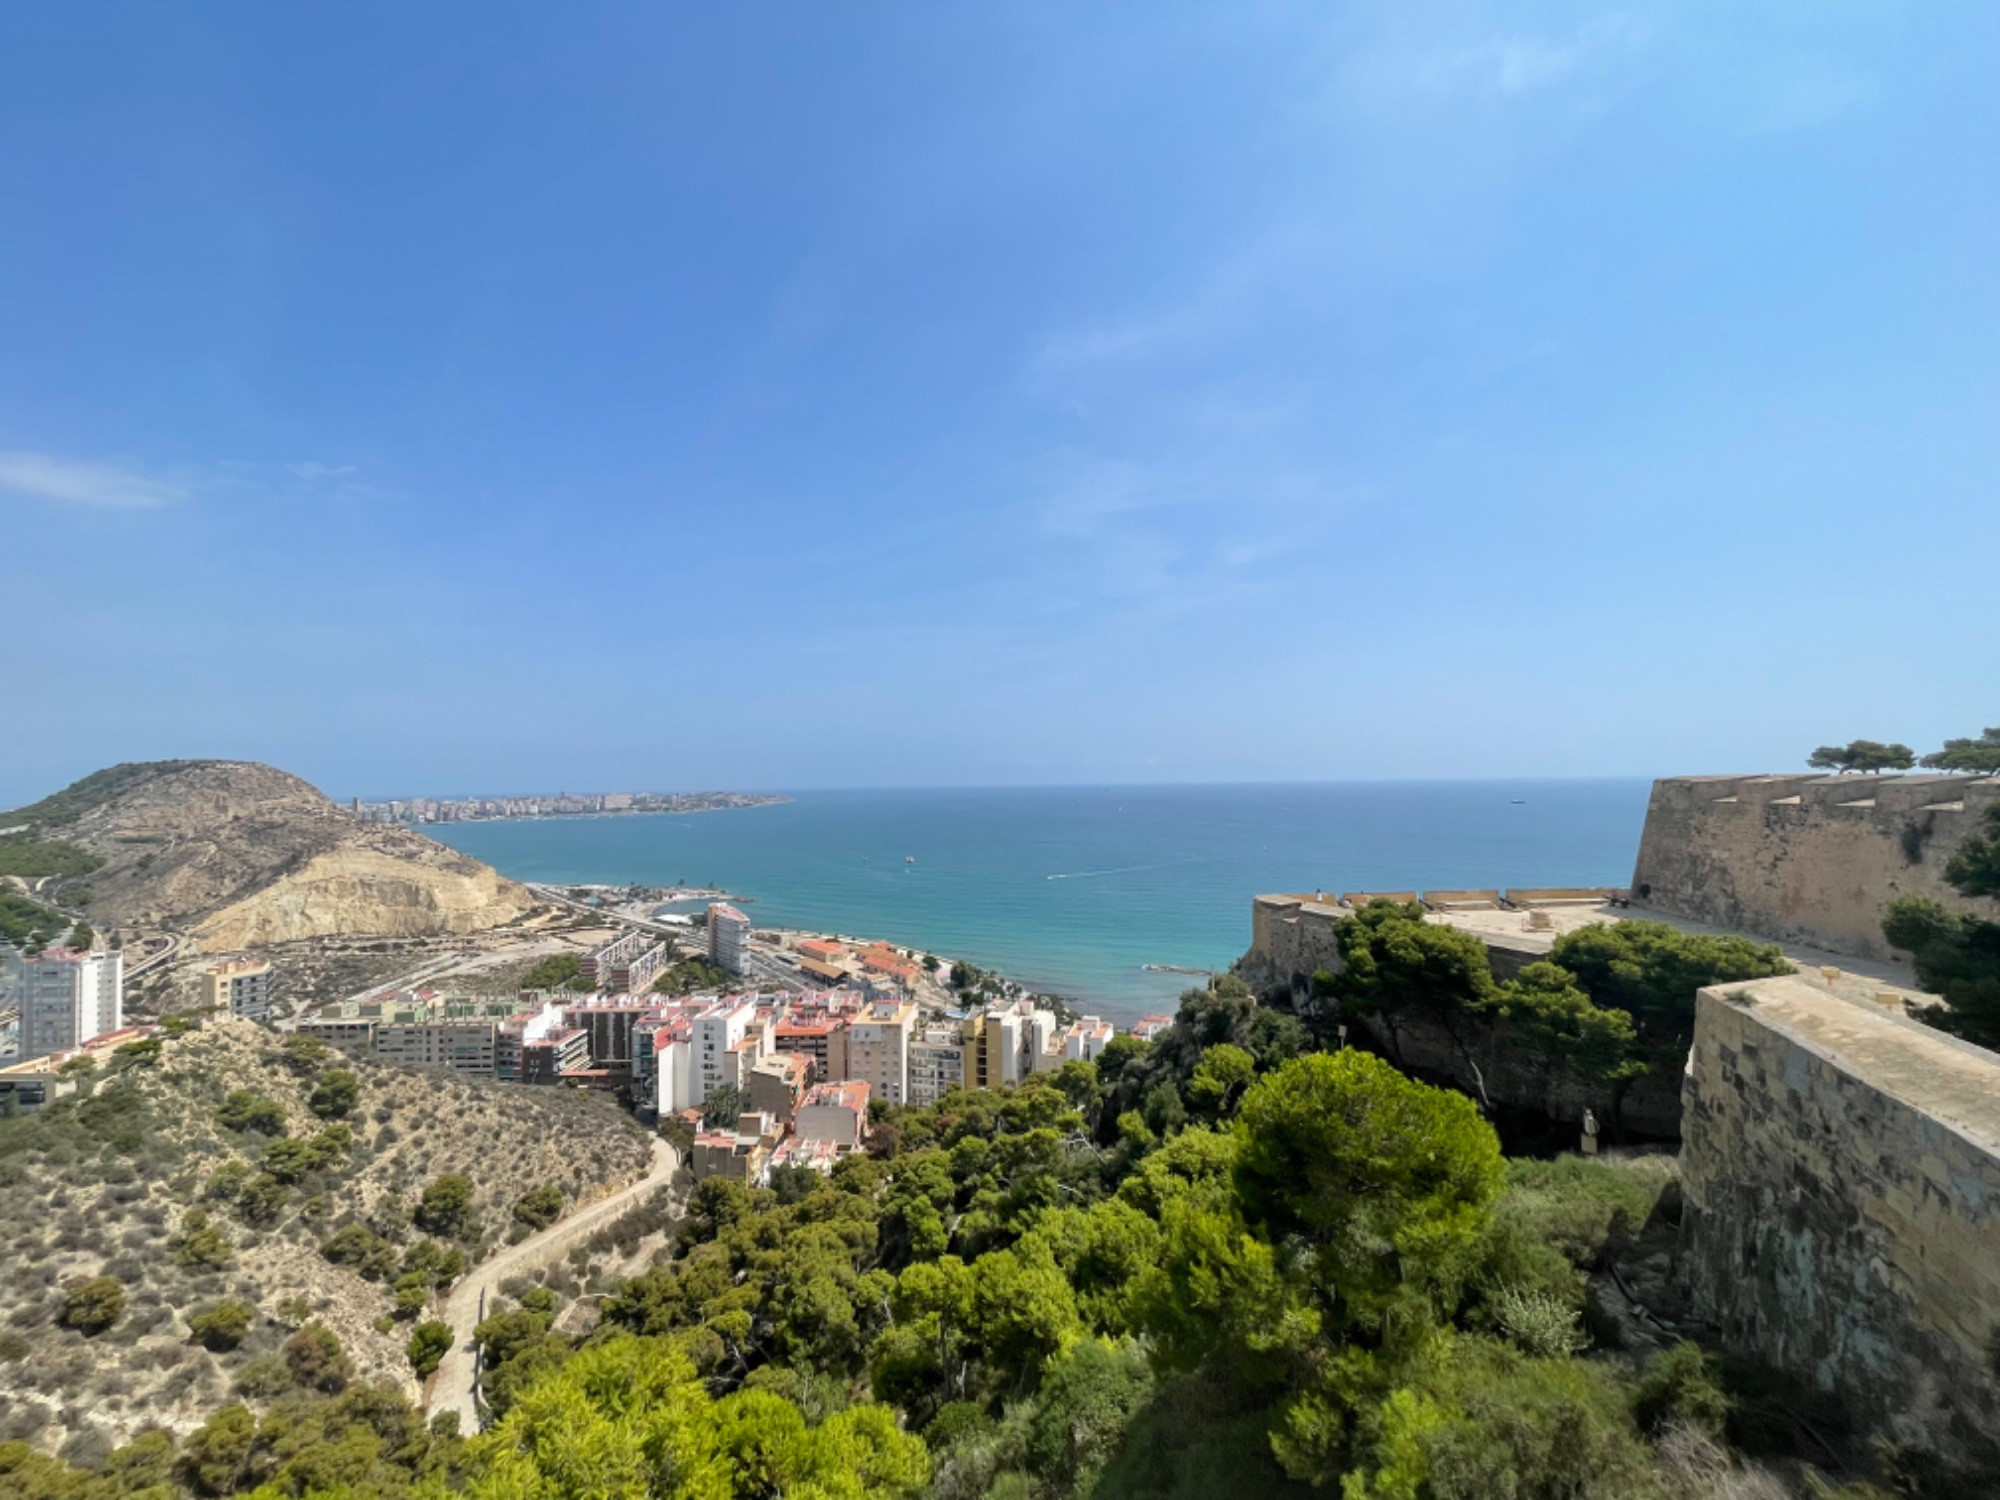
[3,2,1996,803]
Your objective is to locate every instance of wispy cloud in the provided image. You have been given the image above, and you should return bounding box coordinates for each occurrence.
[0,451,191,509]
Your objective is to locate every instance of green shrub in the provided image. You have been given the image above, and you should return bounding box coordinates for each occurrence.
[407,1320,454,1379]
[415,1174,478,1240]
[187,1299,255,1351]
[320,1222,400,1282]
[283,1323,353,1394]
[232,1353,292,1400]
[1632,1341,1731,1439]
[512,1183,564,1231]
[58,1276,125,1335]
[309,1070,359,1120]
[170,1209,234,1270]
[1494,1156,1675,1268]
[215,1092,286,1137]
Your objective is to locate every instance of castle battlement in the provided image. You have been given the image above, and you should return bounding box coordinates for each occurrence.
[1631,775,2000,962]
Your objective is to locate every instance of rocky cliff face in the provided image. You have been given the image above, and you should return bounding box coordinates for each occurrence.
[13,760,536,946]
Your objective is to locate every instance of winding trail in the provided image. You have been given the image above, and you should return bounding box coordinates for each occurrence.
[426,1136,679,1430]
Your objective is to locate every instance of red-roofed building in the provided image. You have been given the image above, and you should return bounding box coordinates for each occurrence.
[774,1018,846,1084]
[797,1079,870,1153]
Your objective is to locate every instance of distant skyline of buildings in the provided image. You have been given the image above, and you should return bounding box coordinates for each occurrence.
[350,790,784,826]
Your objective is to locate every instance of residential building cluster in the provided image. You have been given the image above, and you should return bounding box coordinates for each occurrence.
[291,946,1118,1191]
[659,993,1113,1187]
[350,790,778,825]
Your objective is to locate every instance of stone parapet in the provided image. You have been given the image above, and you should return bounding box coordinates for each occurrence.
[1680,975,2000,1472]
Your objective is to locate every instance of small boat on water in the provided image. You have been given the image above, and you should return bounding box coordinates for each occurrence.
[1510,799,1526,804]
[905,855,916,864]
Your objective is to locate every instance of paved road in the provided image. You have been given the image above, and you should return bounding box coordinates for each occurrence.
[426,1136,679,1430]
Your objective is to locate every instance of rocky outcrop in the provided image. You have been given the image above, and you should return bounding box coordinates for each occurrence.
[9,759,535,945]
[196,843,534,949]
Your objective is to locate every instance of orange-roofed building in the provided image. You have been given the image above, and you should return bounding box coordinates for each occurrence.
[797,1079,870,1153]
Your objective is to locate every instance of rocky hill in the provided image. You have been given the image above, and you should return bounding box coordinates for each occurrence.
[0,1018,658,1458]
[2,761,536,948]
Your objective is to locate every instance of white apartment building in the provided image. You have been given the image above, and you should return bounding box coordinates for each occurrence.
[202,959,274,1022]
[908,1025,967,1108]
[845,999,918,1107]
[709,903,751,973]
[18,948,123,1062]
[656,1028,696,1116]
[1066,1016,1115,1063]
[692,996,757,1105]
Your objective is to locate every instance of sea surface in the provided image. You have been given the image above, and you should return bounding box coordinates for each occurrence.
[428,781,1653,1025]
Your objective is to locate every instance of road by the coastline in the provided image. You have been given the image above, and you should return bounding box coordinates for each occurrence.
[425,1136,679,1430]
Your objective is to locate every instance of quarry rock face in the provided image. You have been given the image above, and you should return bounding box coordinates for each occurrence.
[33,759,535,944]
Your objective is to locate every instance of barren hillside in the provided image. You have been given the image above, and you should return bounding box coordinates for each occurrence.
[0,1019,655,1458]
[2,760,535,946]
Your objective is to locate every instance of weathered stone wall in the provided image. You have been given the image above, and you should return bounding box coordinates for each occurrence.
[1240,895,1346,986]
[1631,775,2000,962]
[1680,976,2000,1471]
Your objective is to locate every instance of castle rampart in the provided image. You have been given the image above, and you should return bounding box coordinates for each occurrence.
[1630,774,2000,961]
[1679,974,2000,1470]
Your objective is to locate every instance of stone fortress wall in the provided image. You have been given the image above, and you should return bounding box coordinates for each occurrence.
[1680,974,2000,1471]
[1631,774,2000,961]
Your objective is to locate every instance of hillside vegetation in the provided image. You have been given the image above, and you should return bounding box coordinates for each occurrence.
[3,976,1928,1499]
[0,1019,653,1459]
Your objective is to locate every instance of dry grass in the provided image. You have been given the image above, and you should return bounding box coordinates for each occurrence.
[0,1018,652,1458]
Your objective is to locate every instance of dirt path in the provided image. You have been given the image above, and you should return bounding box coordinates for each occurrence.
[426,1136,678,1429]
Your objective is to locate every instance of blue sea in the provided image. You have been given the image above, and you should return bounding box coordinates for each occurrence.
[428,782,1652,1025]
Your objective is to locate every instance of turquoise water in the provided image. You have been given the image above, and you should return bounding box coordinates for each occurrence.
[429,781,1652,1024]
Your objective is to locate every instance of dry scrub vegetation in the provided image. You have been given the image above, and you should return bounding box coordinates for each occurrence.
[0,1018,652,1464]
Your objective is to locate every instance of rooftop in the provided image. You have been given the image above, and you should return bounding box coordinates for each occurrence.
[803,1079,870,1111]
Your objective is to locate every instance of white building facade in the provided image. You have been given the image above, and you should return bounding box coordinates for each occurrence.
[709,904,751,973]
[19,948,123,1061]
[692,997,756,1104]
[845,999,917,1107]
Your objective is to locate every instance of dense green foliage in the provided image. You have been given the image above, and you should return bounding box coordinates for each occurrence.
[1807,740,1916,773]
[520,954,582,991]
[58,1276,126,1335]
[1315,902,1787,1093]
[188,1299,257,1351]
[1921,725,2000,775]
[654,956,733,996]
[0,834,103,880]
[215,1091,287,1137]
[0,889,65,949]
[1942,802,2000,900]
[1884,903,2000,1049]
[1877,802,2000,1048]
[0,970,1902,1498]
[512,1183,566,1231]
